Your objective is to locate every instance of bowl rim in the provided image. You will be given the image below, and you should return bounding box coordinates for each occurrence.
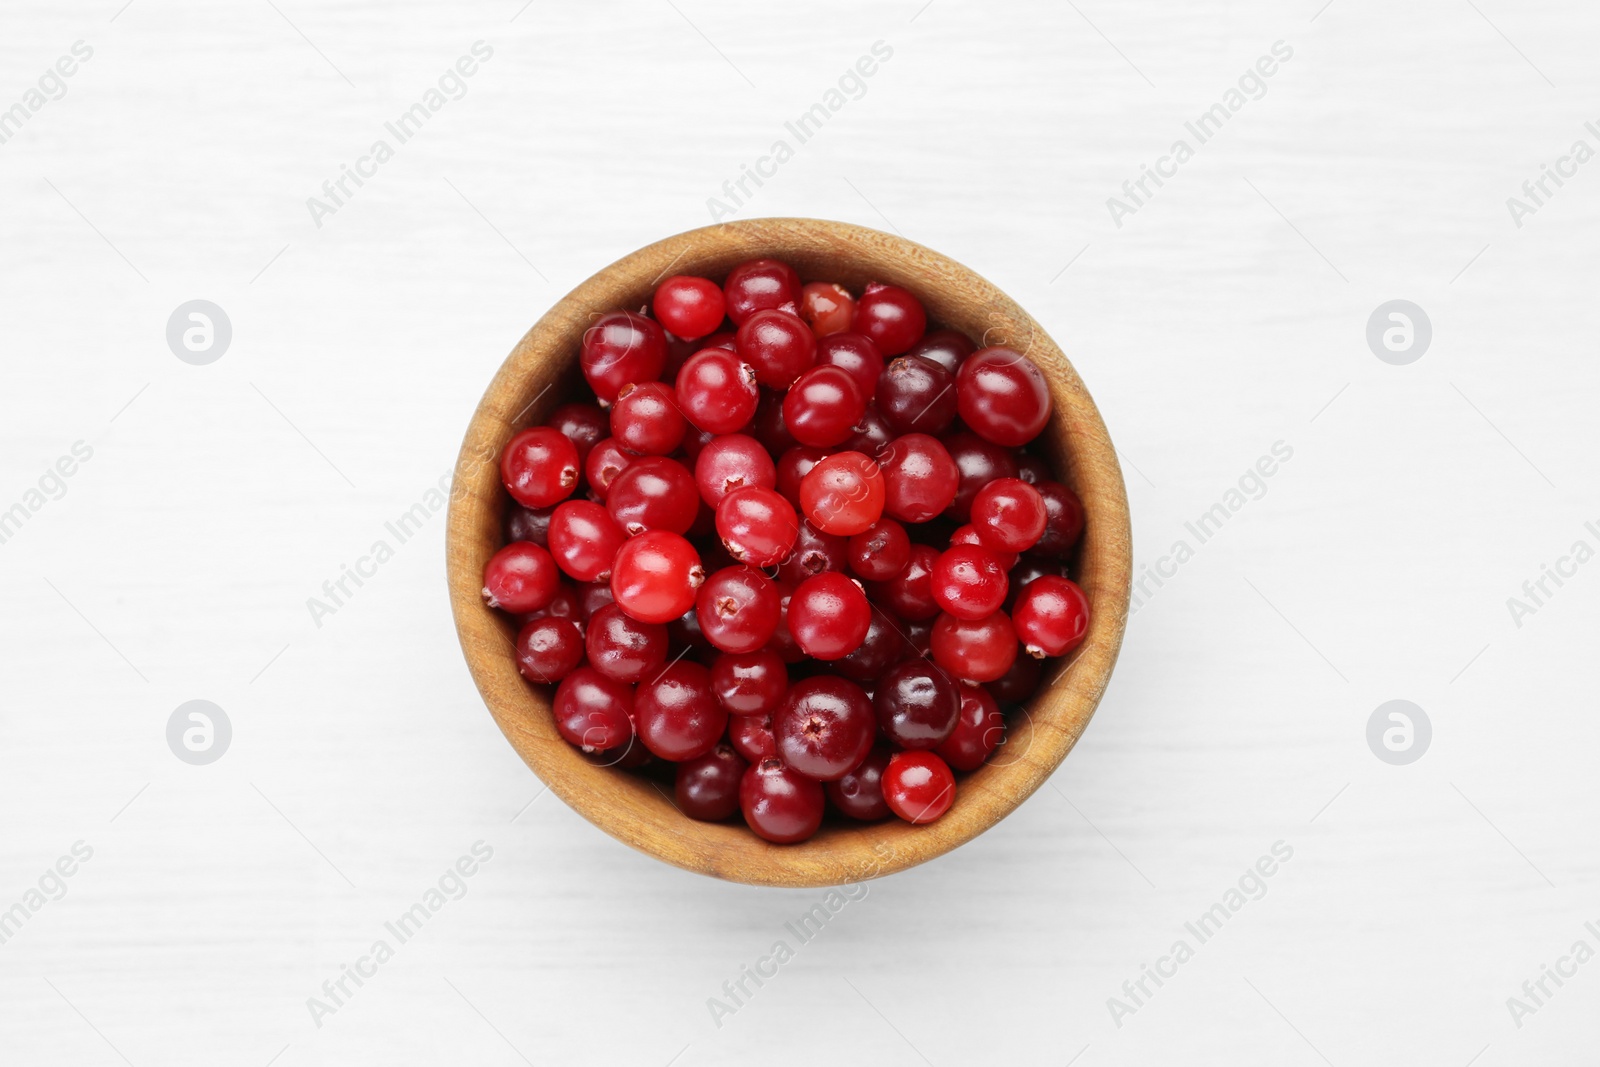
[446,217,1132,887]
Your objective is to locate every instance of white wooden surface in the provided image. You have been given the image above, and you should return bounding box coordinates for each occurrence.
[3,0,1598,1063]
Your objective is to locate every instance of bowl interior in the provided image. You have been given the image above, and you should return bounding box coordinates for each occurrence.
[446,218,1131,887]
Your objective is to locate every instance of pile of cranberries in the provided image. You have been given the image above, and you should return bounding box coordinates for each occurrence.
[482,259,1090,844]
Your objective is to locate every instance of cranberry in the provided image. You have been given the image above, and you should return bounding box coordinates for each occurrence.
[843,408,895,459]
[482,541,559,613]
[775,445,826,506]
[930,610,1018,683]
[547,500,625,582]
[610,530,704,624]
[852,283,927,356]
[775,520,849,586]
[987,651,1043,704]
[653,275,726,340]
[512,616,584,684]
[523,581,582,627]
[583,438,633,502]
[635,660,725,761]
[609,381,686,456]
[832,605,906,683]
[870,543,942,621]
[584,602,669,682]
[735,309,816,389]
[1033,480,1086,557]
[943,430,1020,521]
[546,403,608,471]
[693,433,776,507]
[799,281,856,337]
[774,675,876,781]
[906,328,975,374]
[748,387,798,455]
[696,565,781,654]
[875,660,962,749]
[740,759,824,843]
[847,519,910,582]
[501,426,579,508]
[826,744,892,821]
[728,710,778,762]
[701,329,737,352]
[1013,575,1090,657]
[716,485,799,568]
[581,310,667,404]
[710,648,788,716]
[877,355,957,436]
[956,347,1051,447]
[783,365,866,449]
[788,572,871,660]
[931,544,1009,621]
[971,478,1047,553]
[936,686,1004,771]
[723,258,802,325]
[552,666,634,751]
[952,523,1017,572]
[815,332,883,401]
[878,433,959,523]
[901,615,934,658]
[578,580,616,622]
[883,751,955,824]
[1015,453,1052,486]
[766,583,804,664]
[507,504,553,546]
[674,742,748,821]
[605,456,698,536]
[675,348,759,434]
[799,451,885,536]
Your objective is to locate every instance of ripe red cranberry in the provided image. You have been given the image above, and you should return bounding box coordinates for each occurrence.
[833,604,907,683]
[987,651,1043,704]
[580,310,667,404]
[507,504,553,546]
[635,660,725,761]
[877,355,957,435]
[930,610,1018,682]
[723,258,802,325]
[775,675,876,781]
[931,544,1010,621]
[956,347,1051,447]
[847,519,910,582]
[788,572,871,660]
[522,581,581,627]
[609,381,686,456]
[610,530,704,624]
[936,686,1004,771]
[799,451,885,536]
[1013,575,1090,657]
[716,485,799,568]
[906,328,976,374]
[775,520,848,586]
[545,403,608,471]
[729,709,778,761]
[482,541,559,613]
[551,666,634,751]
[512,617,584,684]
[883,751,956,823]
[696,565,781,654]
[943,430,1020,521]
[951,523,1017,572]
[710,648,788,716]
[606,456,699,536]
[870,542,942,621]
[693,432,776,507]
[740,759,824,843]
[675,743,748,821]
[875,660,962,749]
[971,478,1047,553]
[675,348,759,434]
[501,426,579,508]
[775,445,826,506]
[547,500,625,582]
[799,281,855,336]
[783,365,866,449]
[735,309,816,389]
[583,438,633,502]
[878,433,959,523]
[653,275,726,340]
[584,602,668,683]
[815,332,883,401]
[1033,480,1086,557]
[852,283,927,356]
[825,744,892,820]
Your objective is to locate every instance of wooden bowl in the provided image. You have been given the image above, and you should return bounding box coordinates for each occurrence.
[446,218,1131,888]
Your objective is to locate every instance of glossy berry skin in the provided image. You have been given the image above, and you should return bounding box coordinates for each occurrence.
[956,347,1052,447]
[676,348,760,434]
[694,433,776,508]
[875,660,962,749]
[766,584,803,664]
[635,660,726,761]
[653,275,726,340]
[971,478,1047,553]
[951,523,1017,572]
[871,543,942,621]
[1013,575,1091,657]
[696,565,781,654]
[710,648,788,716]
[775,675,876,781]
[610,530,704,624]
[716,485,799,568]
[501,427,580,508]
[943,431,1020,522]
[1033,480,1086,557]
[987,651,1043,705]
[552,666,634,752]
[800,282,856,336]
[936,686,1004,771]
[523,581,581,627]
[548,500,625,583]
[775,446,826,506]
[584,438,633,502]
[878,433,959,523]
[877,355,957,436]
[606,456,699,537]
[931,610,1018,683]
[826,744,892,821]
[729,710,778,762]
[788,572,871,661]
[584,602,668,683]
[815,332,883,401]
[545,403,609,472]
[883,751,956,823]
[775,521,848,587]
[906,328,976,374]
[581,310,667,404]
[578,580,617,622]
[610,381,686,456]
[852,283,927,356]
[847,519,910,582]
[1015,453,1052,486]
[832,604,906,684]
[931,543,1010,621]
[799,451,885,536]
[748,388,798,456]
[482,541,559,614]
[507,504,553,546]
[512,617,584,684]
[844,408,894,459]
[724,258,801,324]
[736,309,816,389]
[783,365,866,449]
[740,759,825,843]
[675,743,748,821]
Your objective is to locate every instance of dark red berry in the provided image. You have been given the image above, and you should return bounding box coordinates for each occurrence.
[879,433,959,523]
[545,403,608,471]
[735,309,816,389]
[696,565,781,654]
[943,430,1020,522]
[610,381,687,456]
[728,710,778,762]
[710,648,788,716]
[956,346,1051,447]
[606,456,699,536]
[852,283,927,356]
[581,310,667,404]
[815,332,884,401]
[740,758,824,843]
[512,617,584,684]
[775,520,849,586]
[501,426,580,508]
[635,660,725,761]
[675,743,748,821]
[723,259,802,325]
[877,355,957,436]
[507,504,553,546]
[825,744,892,820]
[847,519,910,582]
[906,328,975,374]
[584,602,669,683]
[987,651,1043,704]
[783,365,866,449]
[1033,480,1086,557]
[870,543,942,621]
[774,675,876,781]
[832,605,907,683]
[874,660,962,749]
[883,751,956,823]
[482,541,559,613]
[552,666,634,751]
[775,445,827,506]
[936,686,1004,771]
[583,438,633,502]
